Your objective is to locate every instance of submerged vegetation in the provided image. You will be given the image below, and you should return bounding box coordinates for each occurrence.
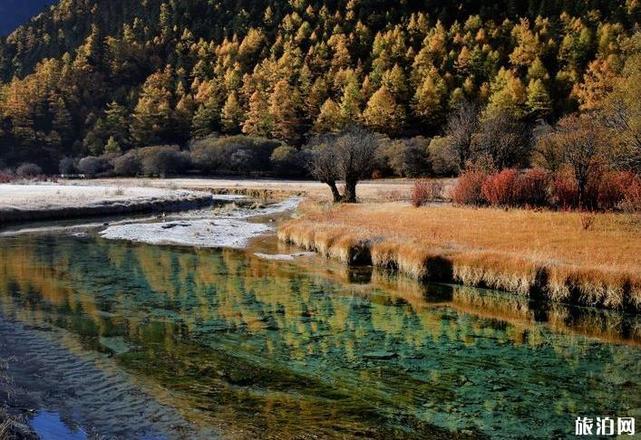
[1,234,641,438]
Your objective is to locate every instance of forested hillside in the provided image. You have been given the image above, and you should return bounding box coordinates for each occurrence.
[0,0,640,170]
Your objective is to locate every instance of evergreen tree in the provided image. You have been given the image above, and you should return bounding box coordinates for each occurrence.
[131,68,175,146]
[242,90,272,137]
[526,78,552,118]
[270,80,302,144]
[339,72,362,124]
[413,70,447,127]
[363,86,405,134]
[221,92,244,133]
[105,136,122,155]
[314,98,342,133]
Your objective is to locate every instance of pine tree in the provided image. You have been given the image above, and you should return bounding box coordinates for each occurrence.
[526,79,552,118]
[412,71,447,127]
[339,72,362,124]
[105,136,122,155]
[314,98,342,132]
[363,86,405,134]
[48,94,73,146]
[221,92,243,133]
[103,101,130,147]
[269,80,302,144]
[192,98,219,138]
[131,69,175,146]
[242,90,272,137]
[484,68,527,120]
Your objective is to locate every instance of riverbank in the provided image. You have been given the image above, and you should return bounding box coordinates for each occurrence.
[279,202,641,312]
[0,184,220,225]
[66,177,429,202]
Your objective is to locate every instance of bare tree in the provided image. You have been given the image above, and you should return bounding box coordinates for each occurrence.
[532,120,564,172]
[307,126,381,203]
[308,136,343,202]
[540,114,609,208]
[472,111,531,169]
[445,101,479,169]
[601,96,641,173]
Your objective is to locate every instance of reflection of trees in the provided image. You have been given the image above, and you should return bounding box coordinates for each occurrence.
[0,235,640,438]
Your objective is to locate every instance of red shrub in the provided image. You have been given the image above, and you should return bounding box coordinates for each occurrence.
[481,169,518,206]
[451,169,488,206]
[597,171,637,211]
[552,168,580,209]
[514,168,550,207]
[621,174,641,212]
[411,179,444,207]
[0,171,14,183]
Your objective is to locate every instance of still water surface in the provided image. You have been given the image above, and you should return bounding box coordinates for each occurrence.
[1,233,640,439]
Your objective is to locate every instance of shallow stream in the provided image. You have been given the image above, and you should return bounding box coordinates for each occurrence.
[0,228,640,439]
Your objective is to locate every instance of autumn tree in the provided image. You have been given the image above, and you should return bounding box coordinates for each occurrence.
[221,92,243,134]
[269,80,302,144]
[131,68,175,146]
[362,86,405,135]
[242,90,272,137]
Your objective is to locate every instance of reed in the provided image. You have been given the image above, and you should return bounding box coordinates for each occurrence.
[279,202,641,311]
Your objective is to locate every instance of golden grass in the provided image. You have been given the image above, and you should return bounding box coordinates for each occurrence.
[279,202,641,311]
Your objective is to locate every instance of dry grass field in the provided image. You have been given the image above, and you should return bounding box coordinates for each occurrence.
[72,177,432,202]
[279,201,641,311]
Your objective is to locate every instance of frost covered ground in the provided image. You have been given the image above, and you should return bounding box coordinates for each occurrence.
[0,183,201,210]
[99,197,302,249]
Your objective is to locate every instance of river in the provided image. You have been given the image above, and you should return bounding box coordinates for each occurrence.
[0,228,640,439]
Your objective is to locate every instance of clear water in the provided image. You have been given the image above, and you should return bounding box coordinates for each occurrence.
[1,234,641,439]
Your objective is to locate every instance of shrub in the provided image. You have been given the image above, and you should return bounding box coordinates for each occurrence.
[551,167,580,209]
[451,168,488,205]
[621,174,641,212]
[481,169,518,206]
[427,136,459,177]
[78,156,112,177]
[270,145,307,177]
[112,151,141,176]
[412,179,444,207]
[16,162,43,178]
[514,168,550,207]
[190,135,281,174]
[596,171,637,211]
[0,170,14,183]
[59,157,76,175]
[138,145,190,177]
[380,137,430,177]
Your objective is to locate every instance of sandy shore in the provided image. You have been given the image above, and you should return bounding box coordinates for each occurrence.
[0,183,221,225]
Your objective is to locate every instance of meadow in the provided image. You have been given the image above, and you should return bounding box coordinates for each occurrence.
[279,201,641,311]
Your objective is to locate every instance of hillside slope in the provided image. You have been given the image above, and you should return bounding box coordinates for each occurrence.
[0,0,639,169]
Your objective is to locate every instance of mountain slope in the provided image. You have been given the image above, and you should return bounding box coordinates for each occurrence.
[0,0,639,169]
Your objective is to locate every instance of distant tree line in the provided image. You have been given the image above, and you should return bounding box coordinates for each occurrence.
[1,0,641,172]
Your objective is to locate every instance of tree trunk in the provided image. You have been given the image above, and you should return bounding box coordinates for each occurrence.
[343,178,358,203]
[326,181,342,203]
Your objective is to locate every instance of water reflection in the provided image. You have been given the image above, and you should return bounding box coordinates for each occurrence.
[1,234,641,439]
